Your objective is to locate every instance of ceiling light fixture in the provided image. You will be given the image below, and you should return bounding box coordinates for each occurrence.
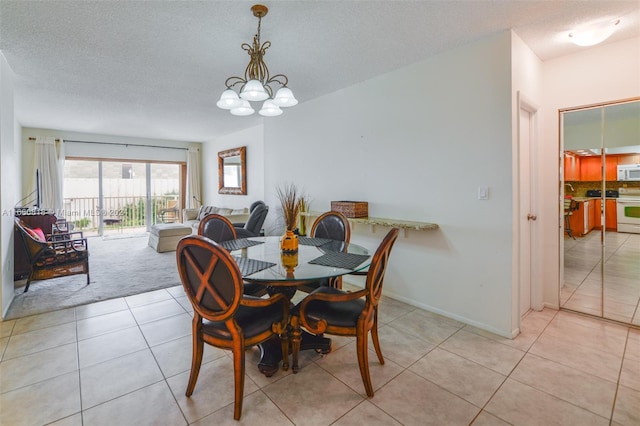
[569,19,620,47]
[217,4,297,117]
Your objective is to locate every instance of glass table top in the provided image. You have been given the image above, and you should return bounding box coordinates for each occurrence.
[229,236,371,285]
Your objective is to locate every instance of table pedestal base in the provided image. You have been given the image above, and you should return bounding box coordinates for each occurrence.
[257,331,331,377]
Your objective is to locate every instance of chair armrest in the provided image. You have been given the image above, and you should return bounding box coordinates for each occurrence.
[297,287,368,334]
[234,228,259,238]
[48,231,85,241]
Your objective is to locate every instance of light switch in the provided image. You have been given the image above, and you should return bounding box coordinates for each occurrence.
[478,186,489,200]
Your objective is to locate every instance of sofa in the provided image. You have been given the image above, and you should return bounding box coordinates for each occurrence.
[182,205,250,233]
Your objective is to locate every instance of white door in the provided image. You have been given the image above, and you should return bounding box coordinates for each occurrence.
[518,93,540,317]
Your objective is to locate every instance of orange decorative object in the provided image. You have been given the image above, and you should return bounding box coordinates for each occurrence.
[281,251,298,278]
[280,229,298,253]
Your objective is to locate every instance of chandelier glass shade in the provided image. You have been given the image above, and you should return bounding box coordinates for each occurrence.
[218,4,297,117]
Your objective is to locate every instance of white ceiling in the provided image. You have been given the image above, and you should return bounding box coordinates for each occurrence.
[1,1,638,142]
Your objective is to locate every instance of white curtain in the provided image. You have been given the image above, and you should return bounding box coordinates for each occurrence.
[34,136,64,211]
[186,147,201,208]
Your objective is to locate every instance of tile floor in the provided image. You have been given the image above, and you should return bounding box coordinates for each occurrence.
[1,284,639,425]
[562,231,640,325]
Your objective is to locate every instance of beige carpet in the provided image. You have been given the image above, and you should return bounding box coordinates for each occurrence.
[6,234,181,320]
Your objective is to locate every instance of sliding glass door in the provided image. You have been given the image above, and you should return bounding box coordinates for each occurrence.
[63,159,182,236]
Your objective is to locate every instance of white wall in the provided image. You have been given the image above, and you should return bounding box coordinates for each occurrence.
[263,32,515,336]
[1,51,18,318]
[204,125,265,210]
[539,37,640,307]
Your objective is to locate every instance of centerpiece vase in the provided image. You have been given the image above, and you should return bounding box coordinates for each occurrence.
[281,229,299,253]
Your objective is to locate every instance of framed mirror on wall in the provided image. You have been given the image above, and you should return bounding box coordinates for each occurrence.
[560,98,640,325]
[218,146,247,195]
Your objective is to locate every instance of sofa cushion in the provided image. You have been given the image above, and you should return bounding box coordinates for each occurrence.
[216,208,233,216]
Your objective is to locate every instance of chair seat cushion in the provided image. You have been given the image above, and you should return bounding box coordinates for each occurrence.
[202,296,284,340]
[298,286,365,328]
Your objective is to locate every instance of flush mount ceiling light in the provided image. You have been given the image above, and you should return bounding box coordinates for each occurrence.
[217,4,298,117]
[569,19,620,47]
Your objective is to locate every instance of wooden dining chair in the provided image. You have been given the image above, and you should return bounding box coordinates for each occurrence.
[294,228,399,396]
[198,213,237,243]
[198,214,266,297]
[298,211,351,293]
[176,235,289,420]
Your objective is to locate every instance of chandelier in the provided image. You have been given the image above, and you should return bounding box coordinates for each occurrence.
[217,4,297,117]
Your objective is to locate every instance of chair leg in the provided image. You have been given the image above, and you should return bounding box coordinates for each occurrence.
[24,274,33,292]
[356,330,374,397]
[565,215,575,240]
[280,326,290,371]
[185,324,204,397]
[290,315,302,373]
[371,310,385,365]
[232,344,245,420]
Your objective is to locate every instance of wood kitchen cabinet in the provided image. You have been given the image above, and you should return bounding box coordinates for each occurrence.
[567,201,585,237]
[580,157,601,181]
[564,154,580,181]
[590,199,617,232]
[605,199,617,231]
[579,157,617,181]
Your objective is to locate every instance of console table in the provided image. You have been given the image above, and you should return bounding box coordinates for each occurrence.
[300,211,438,237]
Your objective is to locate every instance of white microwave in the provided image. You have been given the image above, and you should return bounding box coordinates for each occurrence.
[618,164,640,181]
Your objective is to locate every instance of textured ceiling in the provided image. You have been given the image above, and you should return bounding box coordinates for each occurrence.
[1,1,638,142]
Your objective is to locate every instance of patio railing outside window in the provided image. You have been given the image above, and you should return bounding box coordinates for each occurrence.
[61,195,178,235]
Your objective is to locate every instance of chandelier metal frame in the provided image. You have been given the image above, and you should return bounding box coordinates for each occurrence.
[224,5,288,98]
[217,4,297,116]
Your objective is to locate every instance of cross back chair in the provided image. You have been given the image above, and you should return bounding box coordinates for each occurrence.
[14,217,90,292]
[176,235,289,420]
[294,227,399,397]
[197,214,266,297]
[298,211,352,293]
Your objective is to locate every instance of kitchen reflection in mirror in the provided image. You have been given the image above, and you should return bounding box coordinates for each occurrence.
[218,146,247,195]
[561,98,640,325]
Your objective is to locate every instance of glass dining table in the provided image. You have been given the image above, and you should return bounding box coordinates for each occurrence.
[221,235,372,376]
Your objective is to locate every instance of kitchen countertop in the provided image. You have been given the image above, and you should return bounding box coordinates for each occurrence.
[569,197,619,201]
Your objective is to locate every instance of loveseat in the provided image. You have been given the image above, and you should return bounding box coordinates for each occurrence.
[182,205,250,233]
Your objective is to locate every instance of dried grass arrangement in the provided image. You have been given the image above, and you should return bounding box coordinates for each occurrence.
[276,183,301,231]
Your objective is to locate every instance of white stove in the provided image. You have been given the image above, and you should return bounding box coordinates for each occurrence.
[617,188,640,233]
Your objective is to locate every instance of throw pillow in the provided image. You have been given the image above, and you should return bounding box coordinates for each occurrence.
[231,208,247,215]
[33,228,46,241]
[216,208,233,216]
[197,205,216,220]
[25,226,45,242]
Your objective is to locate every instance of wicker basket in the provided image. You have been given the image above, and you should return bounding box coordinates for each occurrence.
[331,201,368,218]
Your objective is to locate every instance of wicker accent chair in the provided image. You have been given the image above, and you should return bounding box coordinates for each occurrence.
[293,228,399,395]
[14,217,90,292]
[176,235,289,420]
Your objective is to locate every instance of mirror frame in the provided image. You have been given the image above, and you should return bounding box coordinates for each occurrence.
[218,146,247,195]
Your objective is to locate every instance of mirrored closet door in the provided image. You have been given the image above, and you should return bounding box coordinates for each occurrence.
[561,98,640,325]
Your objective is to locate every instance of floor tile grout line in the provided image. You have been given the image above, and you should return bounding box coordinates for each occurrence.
[608,328,631,425]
